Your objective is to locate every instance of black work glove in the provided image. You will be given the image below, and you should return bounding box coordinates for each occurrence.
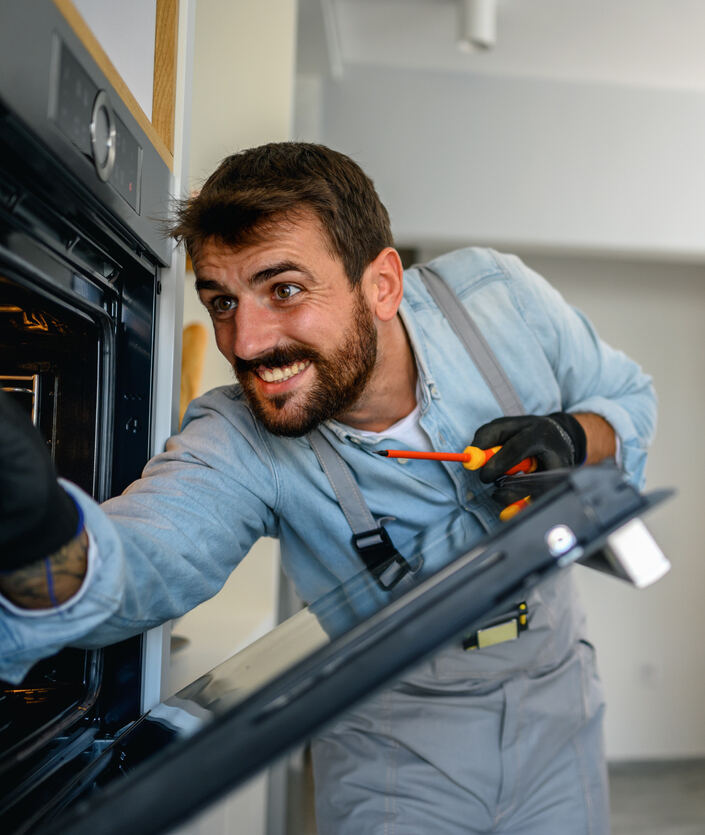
[471,413,587,506]
[0,390,81,571]
[492,469,572,508]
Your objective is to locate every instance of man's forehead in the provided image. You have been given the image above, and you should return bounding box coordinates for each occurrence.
[193,213,331,273]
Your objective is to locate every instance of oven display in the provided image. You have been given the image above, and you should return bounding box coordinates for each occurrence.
[54,38,94,156]
[112,112,142,212]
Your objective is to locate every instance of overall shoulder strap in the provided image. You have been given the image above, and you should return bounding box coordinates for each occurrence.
[416,263,525,417]
[309,428,411,591]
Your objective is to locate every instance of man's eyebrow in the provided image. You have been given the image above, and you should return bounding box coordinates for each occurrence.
[194,261,312,294]
[194,277,227,293]
[250,261,312,286]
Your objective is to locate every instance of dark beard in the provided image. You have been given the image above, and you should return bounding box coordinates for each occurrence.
[235,291,378,437]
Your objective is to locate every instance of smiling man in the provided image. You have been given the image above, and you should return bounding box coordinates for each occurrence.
[0,143,656,834]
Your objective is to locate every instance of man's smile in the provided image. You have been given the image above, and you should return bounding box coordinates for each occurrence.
[255,359,311,385]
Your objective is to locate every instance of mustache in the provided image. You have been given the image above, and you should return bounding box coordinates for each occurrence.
[234,345,320,375]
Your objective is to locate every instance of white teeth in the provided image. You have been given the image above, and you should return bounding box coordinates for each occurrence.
[257,360,310,383]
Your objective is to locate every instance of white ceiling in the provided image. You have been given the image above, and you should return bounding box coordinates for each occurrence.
[298,0,705,90]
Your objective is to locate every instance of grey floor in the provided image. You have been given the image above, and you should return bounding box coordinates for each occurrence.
[609,760,705,835]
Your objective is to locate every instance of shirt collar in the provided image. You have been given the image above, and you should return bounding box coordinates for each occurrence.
[398,298,439,409]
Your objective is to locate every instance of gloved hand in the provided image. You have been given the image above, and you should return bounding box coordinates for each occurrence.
[0,390,81,571]
[492,469,572,509]
[471,413,587,506]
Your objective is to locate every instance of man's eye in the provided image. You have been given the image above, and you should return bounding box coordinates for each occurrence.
[273,284,301,300]
[212,296,236,313]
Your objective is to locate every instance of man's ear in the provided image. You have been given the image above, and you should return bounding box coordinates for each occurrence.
[365,248,404,322]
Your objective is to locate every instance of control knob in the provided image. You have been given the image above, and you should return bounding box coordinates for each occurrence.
[89,89,116,182]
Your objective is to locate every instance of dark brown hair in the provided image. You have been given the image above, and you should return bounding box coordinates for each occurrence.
[170,142,393,286]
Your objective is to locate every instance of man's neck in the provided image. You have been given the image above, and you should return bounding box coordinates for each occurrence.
[337,315,417,433]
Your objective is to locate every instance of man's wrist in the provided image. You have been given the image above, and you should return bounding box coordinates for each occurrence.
[0,529,89,609]
[572,412,617,465]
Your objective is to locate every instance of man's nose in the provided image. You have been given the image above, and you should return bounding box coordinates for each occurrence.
[231,297,281,361]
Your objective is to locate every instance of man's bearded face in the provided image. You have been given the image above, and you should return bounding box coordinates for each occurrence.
[234,289,377,436]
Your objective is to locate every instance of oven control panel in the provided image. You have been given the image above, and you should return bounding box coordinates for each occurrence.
[51,38,142,212]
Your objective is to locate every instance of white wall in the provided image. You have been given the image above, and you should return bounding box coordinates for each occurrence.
[308,67,705,261]
[188,0,298,182]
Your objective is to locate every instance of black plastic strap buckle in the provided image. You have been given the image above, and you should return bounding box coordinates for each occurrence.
[352,526,411,591]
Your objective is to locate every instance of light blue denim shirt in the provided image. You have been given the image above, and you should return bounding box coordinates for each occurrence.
[0,248,656,683]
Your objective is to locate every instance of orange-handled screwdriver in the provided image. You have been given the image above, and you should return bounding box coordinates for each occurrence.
[376,445,538,476]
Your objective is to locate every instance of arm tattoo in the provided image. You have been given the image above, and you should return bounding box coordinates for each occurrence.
[0,530,89,609]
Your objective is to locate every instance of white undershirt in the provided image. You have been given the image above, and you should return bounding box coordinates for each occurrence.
[336,383,433,451]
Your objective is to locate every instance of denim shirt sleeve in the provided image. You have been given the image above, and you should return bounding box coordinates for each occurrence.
[495,252,657,488]
[0,388,280,683]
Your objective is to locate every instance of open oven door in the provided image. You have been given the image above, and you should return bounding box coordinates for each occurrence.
[33,464,670,835]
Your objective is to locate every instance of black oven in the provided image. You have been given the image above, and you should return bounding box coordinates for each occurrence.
[0,1,171,830]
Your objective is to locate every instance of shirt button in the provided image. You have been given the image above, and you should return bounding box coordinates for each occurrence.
[438,433,446,443]
[466,491,475,501]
